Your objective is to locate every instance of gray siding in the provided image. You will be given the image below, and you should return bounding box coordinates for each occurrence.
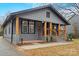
[4,21,12,42]
[3,19,21,44]
[12,34,20,44]
[18,8,65,24]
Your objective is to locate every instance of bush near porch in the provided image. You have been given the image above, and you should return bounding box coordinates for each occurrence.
[22,39,79,56]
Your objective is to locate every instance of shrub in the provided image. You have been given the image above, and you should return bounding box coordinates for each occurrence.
[67,33,73,41]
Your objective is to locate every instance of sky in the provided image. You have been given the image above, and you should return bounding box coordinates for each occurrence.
[0,3,33,16]
[0,3,76,24]
[0,3,74,16]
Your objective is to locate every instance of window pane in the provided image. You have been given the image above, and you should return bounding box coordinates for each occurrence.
[46,12,50,18]
[22,20,28,34]
[29,21,34,33]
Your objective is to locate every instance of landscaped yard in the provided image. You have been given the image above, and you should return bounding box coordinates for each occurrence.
[21,39,79,56]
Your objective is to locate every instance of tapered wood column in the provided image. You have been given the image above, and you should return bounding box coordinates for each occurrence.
[44,21,47,37]
[50,22,52,36]
[58,24,61,36]
[64,25,67,40]
[16,16,20,35]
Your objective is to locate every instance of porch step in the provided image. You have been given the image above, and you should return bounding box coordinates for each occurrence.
[18,40,46,45]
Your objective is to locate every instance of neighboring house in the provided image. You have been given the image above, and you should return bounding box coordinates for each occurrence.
[67,14,79,37]
[2,4,70,44]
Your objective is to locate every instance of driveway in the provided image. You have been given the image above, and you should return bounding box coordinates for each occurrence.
[0,36,23,56]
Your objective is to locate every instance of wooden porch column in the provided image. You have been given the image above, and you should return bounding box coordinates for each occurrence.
[58,24,61,36]
[44,21,47,39]
[50,22,52,36]
[64,25,67,40]
[16,16,20,35]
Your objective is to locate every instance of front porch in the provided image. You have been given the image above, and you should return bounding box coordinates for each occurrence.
[15,16,67,44]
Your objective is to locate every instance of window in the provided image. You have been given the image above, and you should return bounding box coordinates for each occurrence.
[22,20,28,34]
[29,21,34,34]
[21,20,35,34]
[46,12,50,18]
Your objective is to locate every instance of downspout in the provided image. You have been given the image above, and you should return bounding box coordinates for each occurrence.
[11,20,13,44]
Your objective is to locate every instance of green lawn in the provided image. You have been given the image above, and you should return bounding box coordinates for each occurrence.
[22,39,79,56]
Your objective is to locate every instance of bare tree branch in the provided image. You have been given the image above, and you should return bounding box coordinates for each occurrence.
[71,3,79,14]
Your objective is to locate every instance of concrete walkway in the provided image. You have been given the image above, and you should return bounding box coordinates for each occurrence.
[0,36,23,56]
[18,42,72,50]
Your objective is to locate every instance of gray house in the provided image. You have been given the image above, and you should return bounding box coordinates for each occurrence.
[2,4,70,44]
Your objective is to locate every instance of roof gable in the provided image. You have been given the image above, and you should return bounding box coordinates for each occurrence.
[11,4,70,25]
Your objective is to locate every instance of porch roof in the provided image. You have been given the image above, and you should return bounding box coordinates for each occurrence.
[2,4,70,27]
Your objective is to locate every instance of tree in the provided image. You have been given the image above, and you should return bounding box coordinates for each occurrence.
[53,3,76,20]
[73,23,78,38]
[53,3,79,38]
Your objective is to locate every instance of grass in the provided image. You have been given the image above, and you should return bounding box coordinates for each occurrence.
[20,39,79,56]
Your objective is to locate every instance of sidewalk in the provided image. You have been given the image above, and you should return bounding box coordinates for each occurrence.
[0,36,23,56]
